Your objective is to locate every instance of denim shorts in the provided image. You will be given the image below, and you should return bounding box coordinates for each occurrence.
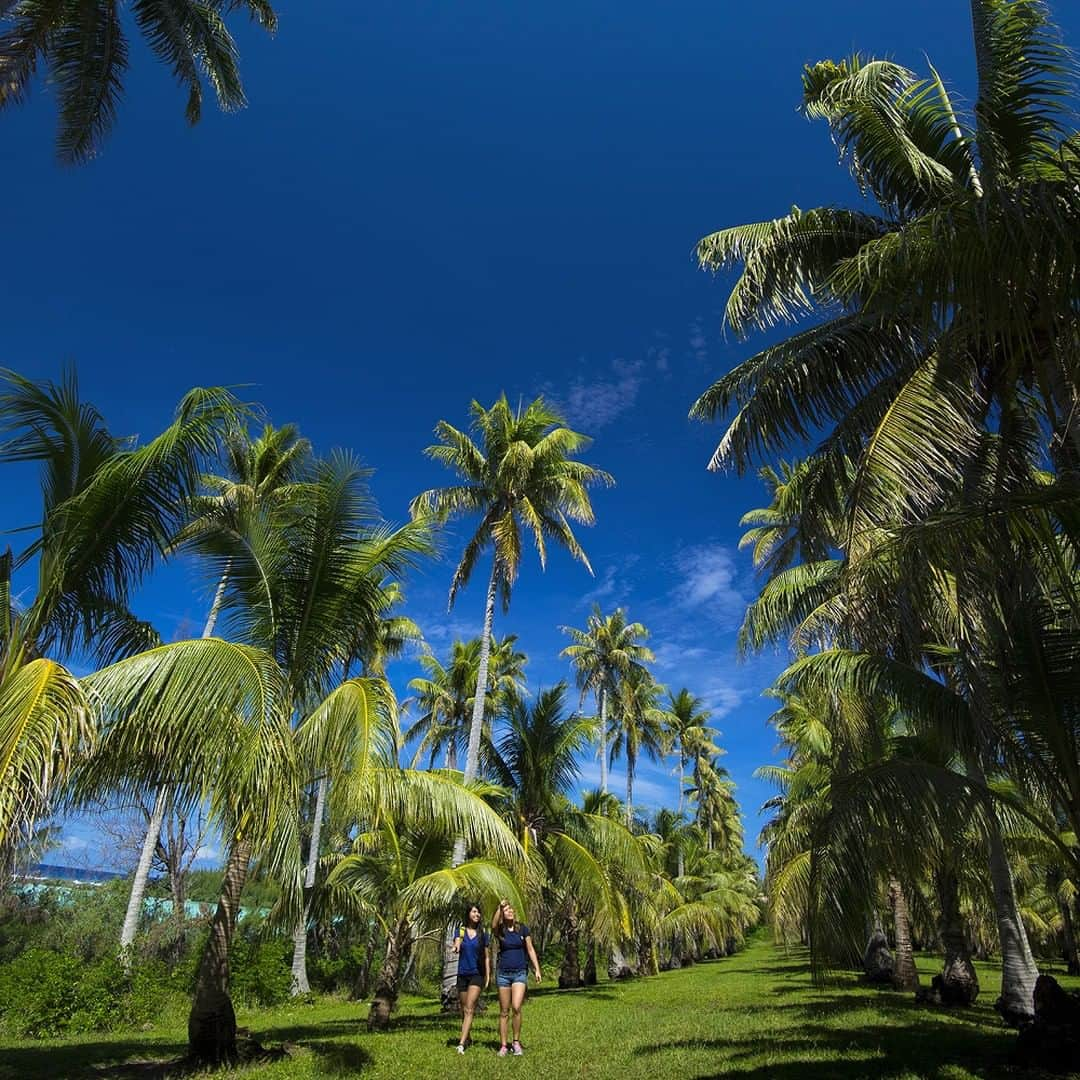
[496,968,527,988]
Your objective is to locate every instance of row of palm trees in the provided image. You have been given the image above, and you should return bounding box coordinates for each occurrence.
[691,0,1080,1025]
[0,374,757,1061]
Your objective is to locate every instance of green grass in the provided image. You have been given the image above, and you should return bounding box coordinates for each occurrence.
[2,936,1078,1079]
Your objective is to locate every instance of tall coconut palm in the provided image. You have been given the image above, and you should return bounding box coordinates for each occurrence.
[692,3,1080,508]
[665,689,715,814]
[119,422,311,956]
[609,667,672,827]
[561,606,654,794]
[410,395,611,802]
[226,451,432,997]
[0,0,277,163]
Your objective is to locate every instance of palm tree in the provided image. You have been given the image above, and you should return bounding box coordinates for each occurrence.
[0,370,243,853]
[410,395,611,800]
[119,422,311,956]
[609,667,671,827]
[223,450,432,997]
[483,685,644,990]
[0,0,277,163]
[665,690,715,814]
[324,770,525,1029]
[404,634,526,770]
[561,606,654,794]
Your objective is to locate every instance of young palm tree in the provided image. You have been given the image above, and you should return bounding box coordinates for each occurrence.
[410,395,611,798]
[561,606,654,794]
[324,769,526,1029]
[0,0,278,163]
[0,371,243,853]
[609,667,672,827]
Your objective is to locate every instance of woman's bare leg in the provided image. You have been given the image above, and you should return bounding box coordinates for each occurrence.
[458,983,482,1046]
[498,984,511,1046]
[510,981,526,1042]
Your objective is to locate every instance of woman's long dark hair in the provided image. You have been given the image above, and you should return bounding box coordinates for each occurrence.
[462,900,483,930]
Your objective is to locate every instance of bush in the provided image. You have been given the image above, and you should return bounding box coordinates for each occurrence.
[0,947,185,1038]
[0,948,81,1037]
[229,932,292,1007]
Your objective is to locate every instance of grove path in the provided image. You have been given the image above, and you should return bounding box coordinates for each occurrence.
[2,935,1074,1078]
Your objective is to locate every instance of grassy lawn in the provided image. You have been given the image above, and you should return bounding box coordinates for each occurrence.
[2,935,1077,1079]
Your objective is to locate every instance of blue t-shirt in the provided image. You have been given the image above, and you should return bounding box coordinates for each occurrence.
[457,927,489,976]
[496,924,531,973]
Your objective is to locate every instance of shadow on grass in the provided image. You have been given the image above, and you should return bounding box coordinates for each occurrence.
[634,1008,1017,1080]
[0,1037,188,1080]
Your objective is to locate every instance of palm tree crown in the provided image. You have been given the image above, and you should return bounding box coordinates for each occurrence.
[0,0,278,163]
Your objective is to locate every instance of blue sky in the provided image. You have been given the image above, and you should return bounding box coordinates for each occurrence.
[8,0,1080,869]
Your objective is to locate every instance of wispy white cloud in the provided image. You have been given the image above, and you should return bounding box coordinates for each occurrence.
[545,357,644,430]
[59,834,88,853]
[577,553,640,609]
[688,316,709,365]
[670,542,746,626]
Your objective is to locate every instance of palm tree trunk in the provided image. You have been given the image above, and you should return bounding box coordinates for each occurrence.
[462,558,499,787]
[121,573,228,955]
[888,877,920,992]
[369,917,411,1030]
[599,686,608,795]
[441,560,499,1007]
[187,835,251,1064]
[559,900,582,988]
[290,775,327,996]
[625,746,635,828]
[937,861,979,1005]
[986,809,1038,1022]
[1061,894,1080,976]
[967,752,1038,1022]
[583,937,597,984]
[677,749,685,813]
[120,788,168,961]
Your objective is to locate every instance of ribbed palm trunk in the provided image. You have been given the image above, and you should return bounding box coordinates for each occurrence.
[187,835,251,1063]
[121,574,228,956]
[441,559,500,1009]
[1061,895,1080,976]
[937,863,979,1005]
[888,877,920,992]
[369,917,412,1030]
[967,752,1038,1021]
[598,686,608,794]
[559,900,582,988]
[985,810,1038,1022]
[583,938,597,985]
[120,789,168,962]
[625,746,635,828]
[290,775,328,996]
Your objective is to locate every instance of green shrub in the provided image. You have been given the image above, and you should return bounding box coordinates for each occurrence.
[229,932,292,1007]
[0,947,186,1038]
[0,948,82,1037]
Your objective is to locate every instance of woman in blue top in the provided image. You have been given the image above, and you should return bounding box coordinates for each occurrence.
[452,901,489,1053]
[491,899,541,1057]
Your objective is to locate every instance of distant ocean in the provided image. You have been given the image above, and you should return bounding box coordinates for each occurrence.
[24,863,126,884]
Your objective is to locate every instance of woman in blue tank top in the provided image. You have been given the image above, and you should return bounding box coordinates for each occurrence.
[491,899,542,1056]
[452,901,489,1053]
